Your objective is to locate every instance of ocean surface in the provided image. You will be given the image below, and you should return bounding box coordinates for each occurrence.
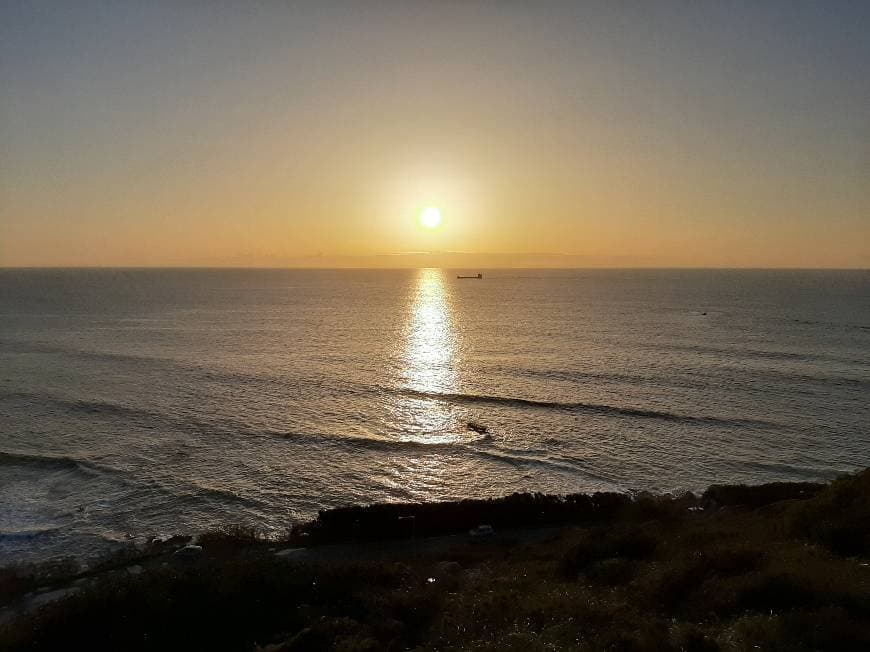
[1,268,868,564]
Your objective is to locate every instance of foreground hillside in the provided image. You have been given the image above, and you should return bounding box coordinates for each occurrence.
[2,470,870,651]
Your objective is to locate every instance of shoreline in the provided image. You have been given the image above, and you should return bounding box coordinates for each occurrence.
[3,469,869,649]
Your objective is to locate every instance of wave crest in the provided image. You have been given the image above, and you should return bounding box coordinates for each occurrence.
[397,388,772,428]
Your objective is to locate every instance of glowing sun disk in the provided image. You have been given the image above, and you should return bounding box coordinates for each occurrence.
[419,206,442,229]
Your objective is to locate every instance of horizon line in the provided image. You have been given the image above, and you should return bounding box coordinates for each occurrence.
[1,265,867,271]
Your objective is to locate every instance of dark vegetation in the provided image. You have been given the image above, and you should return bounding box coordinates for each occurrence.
[2,470,870,651]
[296,491,634,543]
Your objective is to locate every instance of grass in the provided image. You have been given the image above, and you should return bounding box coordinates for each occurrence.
[2,469,869,650]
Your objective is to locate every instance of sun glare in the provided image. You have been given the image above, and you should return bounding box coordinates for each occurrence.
[419,206,442,229]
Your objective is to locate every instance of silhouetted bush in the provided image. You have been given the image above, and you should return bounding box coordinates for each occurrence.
[0,558,431,652]
[649,545,767,612]
[789,469,870,557]
[198,524,262,554]
[702,481,823,509]
[298,491,633,543]
[559,525,657,580]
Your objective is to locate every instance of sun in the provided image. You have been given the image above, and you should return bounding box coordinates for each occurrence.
[419,206,442,229]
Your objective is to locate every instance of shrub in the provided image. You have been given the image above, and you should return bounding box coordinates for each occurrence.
[702,481,823,509]
[789,469,870,557]
[198,524,263,553]
[559,525,657,581]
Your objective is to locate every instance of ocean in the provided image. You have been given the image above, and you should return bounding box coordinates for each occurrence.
[1,268,868,564]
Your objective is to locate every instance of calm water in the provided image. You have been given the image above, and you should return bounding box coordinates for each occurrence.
[1,269,868,564]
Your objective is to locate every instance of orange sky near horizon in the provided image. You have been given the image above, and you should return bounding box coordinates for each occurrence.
[1,2,868,268]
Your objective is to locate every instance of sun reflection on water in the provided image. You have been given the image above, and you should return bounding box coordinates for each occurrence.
[393,268,461,443]
[403,268,457,393]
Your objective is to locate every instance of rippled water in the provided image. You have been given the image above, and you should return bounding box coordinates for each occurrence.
[1,268,868,563]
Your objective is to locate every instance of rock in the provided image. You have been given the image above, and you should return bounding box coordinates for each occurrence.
[126,565,143,575]
[274,547,305,558]
[28,587,80,609]
[173,544,203,559]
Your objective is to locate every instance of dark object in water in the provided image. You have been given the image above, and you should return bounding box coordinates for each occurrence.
[467,422,488,434]
[457,273,483,279]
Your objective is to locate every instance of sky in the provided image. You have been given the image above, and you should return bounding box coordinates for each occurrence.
[1,1,868,268]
